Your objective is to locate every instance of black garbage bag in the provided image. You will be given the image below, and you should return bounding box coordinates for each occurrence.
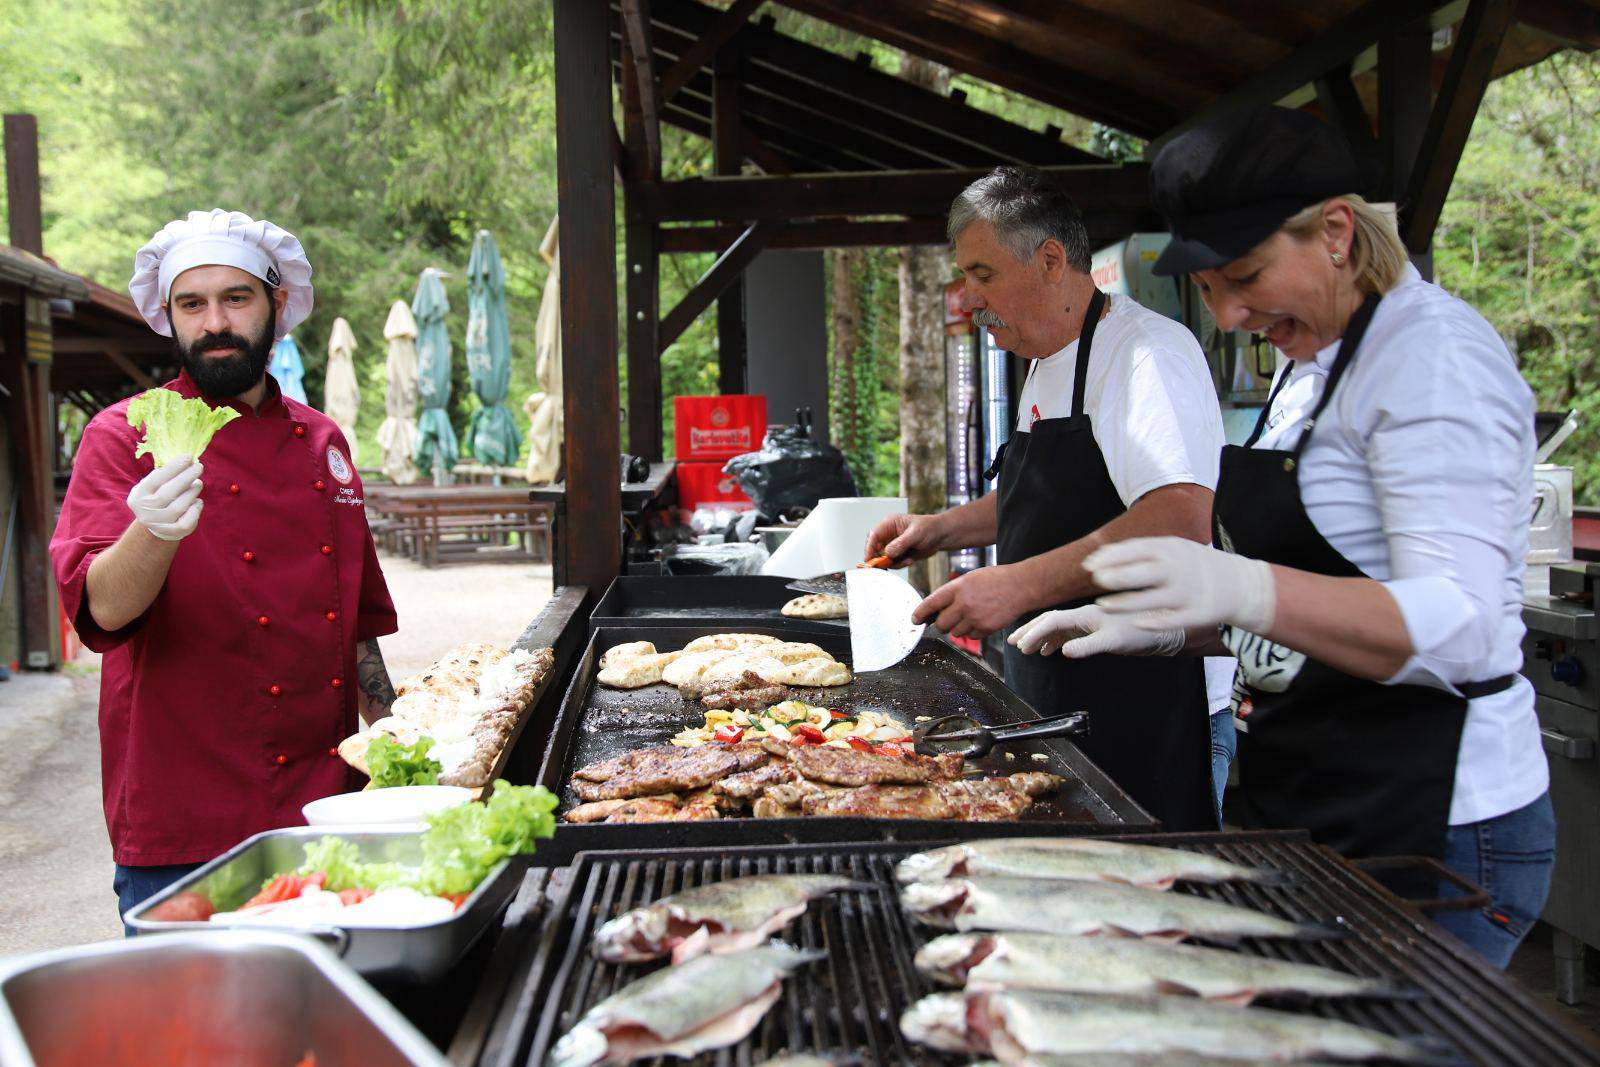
[723,424,857,519]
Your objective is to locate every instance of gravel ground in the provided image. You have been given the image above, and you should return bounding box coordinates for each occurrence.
[0,555,552,959]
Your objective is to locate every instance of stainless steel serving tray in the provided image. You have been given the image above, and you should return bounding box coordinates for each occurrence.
[124,826,518,984]
[0,930,449,1067]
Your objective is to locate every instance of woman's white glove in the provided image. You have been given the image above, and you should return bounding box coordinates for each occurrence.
[1008,605,1186,658]
[1085,536,1276,633]
[127,456,204,542]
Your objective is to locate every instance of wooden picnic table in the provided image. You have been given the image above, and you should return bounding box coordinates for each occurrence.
[365,485,552,568]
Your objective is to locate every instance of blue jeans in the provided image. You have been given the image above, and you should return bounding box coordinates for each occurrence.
[113,863,202,937]
[1209,712,1236,828]
[1432,792,1555,969]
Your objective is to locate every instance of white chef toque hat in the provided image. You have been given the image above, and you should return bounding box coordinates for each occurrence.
[128,208,313,339]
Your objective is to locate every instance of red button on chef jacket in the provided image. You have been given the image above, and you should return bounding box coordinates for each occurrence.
[50,370,398,866]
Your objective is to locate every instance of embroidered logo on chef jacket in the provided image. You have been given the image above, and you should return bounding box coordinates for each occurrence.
[327,447,354,485]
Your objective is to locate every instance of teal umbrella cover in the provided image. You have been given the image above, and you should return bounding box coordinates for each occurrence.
[412,267,460,479]
[464,230,521,467]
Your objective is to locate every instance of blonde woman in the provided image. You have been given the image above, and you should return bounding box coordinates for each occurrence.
[1010,106,1551,967]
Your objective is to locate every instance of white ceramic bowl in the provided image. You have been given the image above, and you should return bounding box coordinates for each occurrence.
[301,785,473,827]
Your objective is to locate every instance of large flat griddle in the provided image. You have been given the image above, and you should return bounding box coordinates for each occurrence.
[588,575,846,633]
[533,623,1153,852]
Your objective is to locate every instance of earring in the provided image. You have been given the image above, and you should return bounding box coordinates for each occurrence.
[1331,250,1346,265]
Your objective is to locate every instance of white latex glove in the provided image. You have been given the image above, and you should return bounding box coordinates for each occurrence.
[1086,536,1276,633]
[127,456,204,542]
[1008,604,1186,658]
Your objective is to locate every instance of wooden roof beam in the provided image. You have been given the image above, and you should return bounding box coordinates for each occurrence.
[1403,0,1518,251]
[659,0,765,102]
[1515,0,1600,50]
[620,0,663,178]
[659,221,781,350]
[1150,0,1458,153]
[654,164,1153,222]
[773,0,1177,135]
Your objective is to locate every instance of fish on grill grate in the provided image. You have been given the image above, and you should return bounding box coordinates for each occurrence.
[970,1057,1349,1066]
[548,942,824,1067]
[901,989,1453,1064]
[896,837,1284,889]
[916,932,1409,1004]
[569,746,742,802]
[593,874,868,963]
[901,877,1339,942]
[784,744,964,785]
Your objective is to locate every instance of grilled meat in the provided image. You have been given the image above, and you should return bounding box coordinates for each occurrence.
[573,746,671,782]
[803,785,956,819]
[786,744,947,786]
[565,795,681,823]
[602,797,688,823]
[934,778,1035,820]
[700,683,794,710]
[570,746,741,802]
[714,762,798,800]
[725,741,774,771]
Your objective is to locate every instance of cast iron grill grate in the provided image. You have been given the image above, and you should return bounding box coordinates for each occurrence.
[485,830,1598,1066]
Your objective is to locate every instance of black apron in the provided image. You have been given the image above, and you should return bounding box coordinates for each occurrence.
[989,289,1214,832]
[1213,292,1512,860]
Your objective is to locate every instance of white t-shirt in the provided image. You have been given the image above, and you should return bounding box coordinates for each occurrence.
[1247,264,1547,826]
[1013,293,1234,714]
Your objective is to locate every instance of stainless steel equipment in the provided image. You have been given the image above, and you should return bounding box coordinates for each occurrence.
[1521,560,1600,1004]
[0,930,449,1067]
[124,826,518,984]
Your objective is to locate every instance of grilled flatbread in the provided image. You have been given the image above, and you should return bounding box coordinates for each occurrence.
[662,649,737,688]
[682,633,781,654]
[600,640,657,669]
[597,651,679,689]
[770,657,852,687]
[782,594,848,619]
[762,641,833,664]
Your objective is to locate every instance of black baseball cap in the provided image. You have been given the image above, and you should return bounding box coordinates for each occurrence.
[1150,105,1380,276]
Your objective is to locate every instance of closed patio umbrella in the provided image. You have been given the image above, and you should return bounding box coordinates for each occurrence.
[377,300,420,485]
[464,229,521,470]
[412,267,459,484]
[523,216,563,484]
[268,333,308,404]
[324,316,361,461]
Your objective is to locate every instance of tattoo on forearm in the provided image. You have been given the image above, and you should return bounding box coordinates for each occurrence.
[357,639,396,716]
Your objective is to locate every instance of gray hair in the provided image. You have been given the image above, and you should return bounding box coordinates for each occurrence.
[947,166,1092,273]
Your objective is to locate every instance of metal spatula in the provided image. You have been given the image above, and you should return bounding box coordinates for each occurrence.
[846,567,926,672]
[787,554,897,597]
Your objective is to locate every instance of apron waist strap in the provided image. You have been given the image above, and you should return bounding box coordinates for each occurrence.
[1459,674,1517,700]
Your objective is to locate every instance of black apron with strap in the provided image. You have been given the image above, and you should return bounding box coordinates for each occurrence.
[989,289,1214,832]
[1213,292,1512,860]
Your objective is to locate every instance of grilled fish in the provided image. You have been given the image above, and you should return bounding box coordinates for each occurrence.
[901,990,1450,1064]
[915,932,1404,1004]
[593,874,866,963]
[549,943,822,1067]
[896,838,1281,889]
[900,877,1337,942]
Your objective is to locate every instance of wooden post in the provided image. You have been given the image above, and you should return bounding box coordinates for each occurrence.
[0,291,57,668]
[3,115,43,255]
[621,3,663,462]
[554,0,621,589]
[713,37,748,396]
[1378,20,1435,277]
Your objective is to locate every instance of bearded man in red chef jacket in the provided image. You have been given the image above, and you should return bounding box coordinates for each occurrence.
[49,209,400,931]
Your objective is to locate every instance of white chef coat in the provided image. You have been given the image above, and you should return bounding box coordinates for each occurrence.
[1013,293,1234,713]
[1252,264,1547,826]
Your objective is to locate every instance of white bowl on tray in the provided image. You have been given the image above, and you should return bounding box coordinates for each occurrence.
[302,785,473,827]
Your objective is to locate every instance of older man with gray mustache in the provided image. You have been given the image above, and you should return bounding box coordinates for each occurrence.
[866,166,1227,830]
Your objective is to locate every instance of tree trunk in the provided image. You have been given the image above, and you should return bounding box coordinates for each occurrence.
[899,54,951,594]
[829,247,870,490]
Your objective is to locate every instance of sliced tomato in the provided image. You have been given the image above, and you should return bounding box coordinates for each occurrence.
[713,724,745,744]
[241,871,328,910]
[336,887,374,907]
[793,724,826,745]
[441,893,471,910]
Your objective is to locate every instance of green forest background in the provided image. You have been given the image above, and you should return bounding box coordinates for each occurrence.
[2,0,1596,502]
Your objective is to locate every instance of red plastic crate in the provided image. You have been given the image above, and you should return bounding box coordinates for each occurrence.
[677,461,752,511]
[673,394,767,461]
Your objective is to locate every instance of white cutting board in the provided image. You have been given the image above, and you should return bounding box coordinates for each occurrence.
[760,496,908,579]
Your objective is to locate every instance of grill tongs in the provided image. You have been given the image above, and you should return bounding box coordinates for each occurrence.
[913,710,1090,758]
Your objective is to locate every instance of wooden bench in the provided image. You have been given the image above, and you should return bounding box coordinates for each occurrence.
[365,488,552,567]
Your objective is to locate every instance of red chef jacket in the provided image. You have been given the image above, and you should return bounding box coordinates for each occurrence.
[50,370,398,866]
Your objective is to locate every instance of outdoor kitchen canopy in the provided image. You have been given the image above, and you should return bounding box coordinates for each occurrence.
[549,0,1600,591]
